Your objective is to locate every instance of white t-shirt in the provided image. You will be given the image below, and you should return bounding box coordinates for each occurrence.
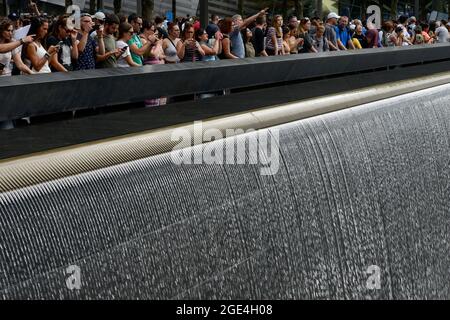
[61,43,72,66]
[435,26,449,43]
[116,40,131,68]
[0,47,19,77]
[26,42,51,74]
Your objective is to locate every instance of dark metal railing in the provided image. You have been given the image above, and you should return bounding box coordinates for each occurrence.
[1,43,450,122]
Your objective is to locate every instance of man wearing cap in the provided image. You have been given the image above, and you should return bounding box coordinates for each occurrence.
[90,12,106,39]
[8,13,22,31]
[324,12,339,51]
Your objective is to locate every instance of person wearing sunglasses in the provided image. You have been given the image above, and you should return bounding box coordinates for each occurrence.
[178,23,205,63]
[162,22,182,63]
[116,22,141,67]
[127,14,156,66]
[47,14,78,72]
[140,20,165,65]
[75,13,105,70]
[195,28,222,62]
[243,28,256,57]
[140,21,167,107]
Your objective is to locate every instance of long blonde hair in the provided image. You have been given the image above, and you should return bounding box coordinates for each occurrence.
[273,14,283,37]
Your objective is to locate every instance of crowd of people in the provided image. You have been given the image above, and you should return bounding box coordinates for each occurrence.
[2,7,450,78]
[1,6,450,128]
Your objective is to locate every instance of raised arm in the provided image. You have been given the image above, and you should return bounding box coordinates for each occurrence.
[69,30,79,60]
[130,36,154,56]
[26,43,57,72]
[0,35,34,54]
[242,8,268,29]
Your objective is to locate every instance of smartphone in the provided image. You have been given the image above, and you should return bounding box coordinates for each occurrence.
[58,41,64,47]
[121,46,128,52]
[0,62,5,71]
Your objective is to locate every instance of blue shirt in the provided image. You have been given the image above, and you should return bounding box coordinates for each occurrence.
[334,26,352,48]
[230,26,245,59]
[75,33,97,70]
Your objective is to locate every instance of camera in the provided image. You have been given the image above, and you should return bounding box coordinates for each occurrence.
[93,25,100,31]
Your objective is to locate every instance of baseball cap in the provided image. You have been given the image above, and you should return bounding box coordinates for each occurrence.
[93,12,106,21]
[327,12,340,20]
[8,12,19,21]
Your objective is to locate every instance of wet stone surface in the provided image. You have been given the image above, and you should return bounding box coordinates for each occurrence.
[0,84,450,299]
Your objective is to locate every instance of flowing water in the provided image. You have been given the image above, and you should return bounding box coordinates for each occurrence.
[1,84,450,299]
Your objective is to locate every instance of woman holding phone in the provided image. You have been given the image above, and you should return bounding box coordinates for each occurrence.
[25,17,59,73]
[140,21,167,107]
[195,28,222,62]
[116,22,141,67]
[178,23,205,63]
[140,20,165,65]
[47,14,78,71]
[162,22,182,63]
